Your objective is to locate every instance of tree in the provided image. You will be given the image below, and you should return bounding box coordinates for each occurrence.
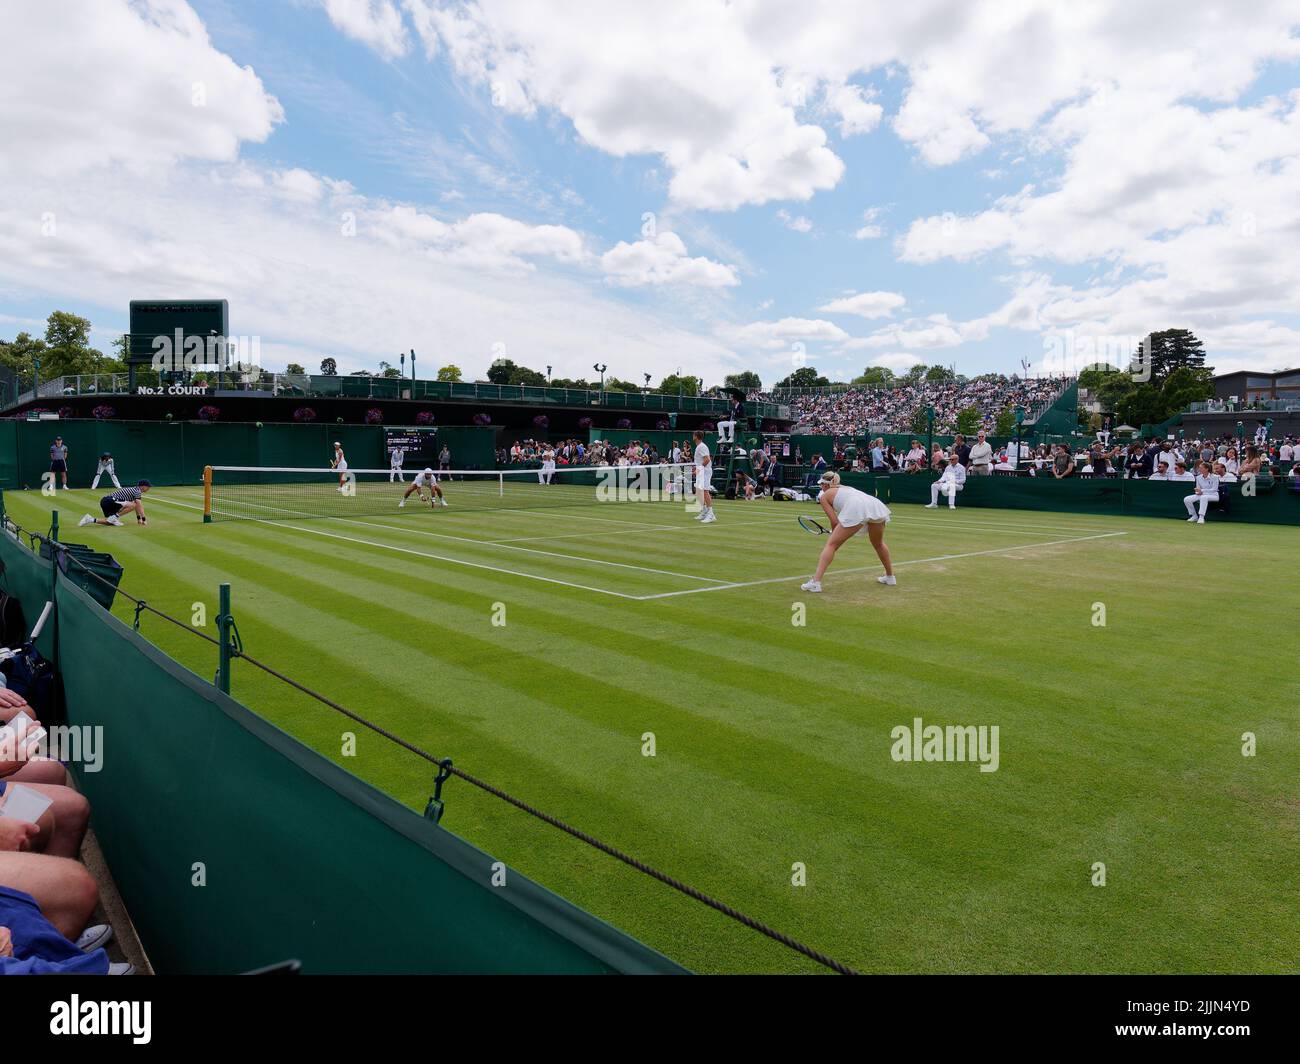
[723,371,762,391]
[659,374,699,396]
[955,406,982,435]
[605,377,642,393]
[320,358,337,375]
[1135,328,1208,384]
[902,363,928,385]
[925,365,955,383]
[41,311,111,377]
[486,358,518,384]
[774,366,830,389]
[436,365,463,382]
[995,406,1016,436]
[909,406,930,435]
[550,376,591,389]
[350,369,373,376]
[286,362,306,375]
[508,365,548,387]
[378,361,401,378]
[0,332,47,382]
[1159,365,1214,418]
[851,366,896,388]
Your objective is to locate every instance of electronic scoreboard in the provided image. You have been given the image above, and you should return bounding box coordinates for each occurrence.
[386,428,438,465]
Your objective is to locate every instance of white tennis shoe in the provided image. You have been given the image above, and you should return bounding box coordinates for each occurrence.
[877,575,897,586]
[78,514,93,527]
[701,511,716,523]
[106,515,123,526]
[800,579,822,592]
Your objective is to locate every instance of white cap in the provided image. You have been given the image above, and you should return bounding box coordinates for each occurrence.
[333,441,341,447]
[424,467,434,475]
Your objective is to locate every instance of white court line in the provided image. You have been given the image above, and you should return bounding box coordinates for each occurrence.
[486,523,682,543]
[630,531,1129,601]
[163,492,724,585]
[328,517,727,584]
[152,495,641,599]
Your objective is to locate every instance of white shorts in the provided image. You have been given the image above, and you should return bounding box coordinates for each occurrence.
[696,468,713,492]
[838,493,891,531]
[336,460,348,471]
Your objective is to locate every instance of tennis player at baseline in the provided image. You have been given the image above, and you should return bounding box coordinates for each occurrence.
[801,472,895,593]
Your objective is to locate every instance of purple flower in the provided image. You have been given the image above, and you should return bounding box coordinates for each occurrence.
[293,406,317,422]
[416,410,435,425]
[364,407,383,425]
[197,405,220,421]
[616,417,631,429]
[532,414,549,429]
[578,416,593,430]
[655,419,669,430]
[700,420,716,431]
[92,404,117,420]
[58,406,75,420]
[473,412,492,426]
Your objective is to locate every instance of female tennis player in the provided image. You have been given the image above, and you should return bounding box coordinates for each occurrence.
[331,441,348,492]
[398,467,447,508]
[800,472,895,592]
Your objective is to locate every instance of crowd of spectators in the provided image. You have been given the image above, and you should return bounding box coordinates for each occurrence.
[498,437,670,467]
[776,375,1067,435]
[0,647,129,974]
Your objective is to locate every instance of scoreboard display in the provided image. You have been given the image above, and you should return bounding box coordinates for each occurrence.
[127,300,229,365]
[386,428,438,465]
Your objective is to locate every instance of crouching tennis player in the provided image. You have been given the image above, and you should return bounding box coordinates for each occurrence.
[398,467,447,508]
[801,472,895,592]
[78,481,151,527]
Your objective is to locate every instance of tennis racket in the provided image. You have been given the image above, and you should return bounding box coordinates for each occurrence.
[798,515,829,535]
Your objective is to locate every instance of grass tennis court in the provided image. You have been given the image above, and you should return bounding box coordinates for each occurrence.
[6,483,1298,973]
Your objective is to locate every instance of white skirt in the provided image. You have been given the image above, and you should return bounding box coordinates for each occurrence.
[838,491,891,531]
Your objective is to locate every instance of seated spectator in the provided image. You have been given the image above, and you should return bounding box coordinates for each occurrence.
[1183,461,1220,523]
[930,444,947,471]
[904,440,926,472]
[926,456,966,509]
[1169,461,1195,482]
[1214,461,1237,482]
[0,847,114,974]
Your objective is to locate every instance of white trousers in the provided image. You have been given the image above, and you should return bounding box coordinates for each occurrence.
[91,472,121,489]
[931,481,961,507]
[389,468,404,482]
[717,419,735,443]
[1184,492,1218,516]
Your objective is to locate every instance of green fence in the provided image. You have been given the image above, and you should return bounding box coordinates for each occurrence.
[0,527,687,974]
[0,420,499,490]
[880,471,1300,525]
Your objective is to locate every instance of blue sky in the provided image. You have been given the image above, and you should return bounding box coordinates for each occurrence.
[3,0,1299,388]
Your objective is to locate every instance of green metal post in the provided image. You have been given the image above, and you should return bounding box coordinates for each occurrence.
[217,583,232,694]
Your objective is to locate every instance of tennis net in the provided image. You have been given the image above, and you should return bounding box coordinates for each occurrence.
[202,463,700,521]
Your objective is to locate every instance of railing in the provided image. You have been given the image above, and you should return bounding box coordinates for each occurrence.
[1188,398,1300,414]
[9,373,789,420]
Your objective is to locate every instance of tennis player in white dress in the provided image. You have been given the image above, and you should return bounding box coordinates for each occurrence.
[801,471,895,592]
[331,442,348,492]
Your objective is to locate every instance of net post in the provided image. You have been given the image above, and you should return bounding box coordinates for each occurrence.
[498,472,503,497]
[203,465,213,523]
